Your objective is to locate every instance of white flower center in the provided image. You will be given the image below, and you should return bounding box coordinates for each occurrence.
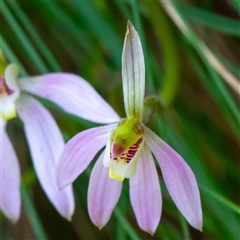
[0,64,20,120]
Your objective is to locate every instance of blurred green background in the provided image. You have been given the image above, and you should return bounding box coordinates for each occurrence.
[1,0,239,239]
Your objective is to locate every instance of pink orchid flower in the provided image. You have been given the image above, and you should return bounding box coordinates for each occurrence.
[0,52,118,222]
[57,21,202,234]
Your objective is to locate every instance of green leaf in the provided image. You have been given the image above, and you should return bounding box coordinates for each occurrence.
[154,114,240,239]
[185,47,239,136]
[228,1,240,15]
[179,213,190,240]
[164,1,239,137]
[200,186,240,215]
[143,1,180,105]
[21,183,48,240]
[114,207,140,240]
[8,1,62,72]
[36,0,96,58]
[178,4,240,36]
[70,1,122,68]
[1,35,27,76]
[1,1,48,73]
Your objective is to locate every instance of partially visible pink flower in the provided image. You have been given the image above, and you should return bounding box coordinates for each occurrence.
[57,21,202,234]
[0,52,119,222]
[1,118,20,222]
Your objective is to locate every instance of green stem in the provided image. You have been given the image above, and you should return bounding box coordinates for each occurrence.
[143,1,180,105]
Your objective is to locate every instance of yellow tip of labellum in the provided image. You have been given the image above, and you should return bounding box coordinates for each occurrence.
[109,165,125,181]
[1,108,17,121]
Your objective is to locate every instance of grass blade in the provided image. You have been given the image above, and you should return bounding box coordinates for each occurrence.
[200,186,240,215]
[179,4,240,36]
[1,35,27,76]
[179,213,190,240]
[154,114,239,239]
[37,0,96,59]
[143,1,180,105]
[114,207,140,240]
[161,1,239,136]
[70,1,122,68]
[8,1,62,72]
[1,1,48,73]
[21,183,48,240]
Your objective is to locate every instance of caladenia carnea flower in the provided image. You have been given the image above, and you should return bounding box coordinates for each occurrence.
[57,21,202,234]
[0,51,118,222]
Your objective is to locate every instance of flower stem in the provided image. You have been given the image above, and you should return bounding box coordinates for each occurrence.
[142,1,180,105]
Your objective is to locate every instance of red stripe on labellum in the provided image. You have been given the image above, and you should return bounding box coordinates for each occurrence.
[111,137,143,164]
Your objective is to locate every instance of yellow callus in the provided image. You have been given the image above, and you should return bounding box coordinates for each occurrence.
[111,117,144,149]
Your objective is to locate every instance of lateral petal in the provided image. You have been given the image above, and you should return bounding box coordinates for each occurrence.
[130,144,161,235]
[18,73,120,124]
[57,123,118,189]
[0,119,21,222]
[125,137,145,178]
[16,94,74,220]
[145,127,202,230]
[88,151,122,229]
[103,130,113,167]
[122,21,145,121]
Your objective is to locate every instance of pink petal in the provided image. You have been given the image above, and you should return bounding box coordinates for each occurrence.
[57,123,118,189]
[130,144,161,235]
[16,94,74,220]
[145,127,202,230]
[122,21,145,121]
[18,73,120,124]
[0,119,21,222]
[88,151,122,229]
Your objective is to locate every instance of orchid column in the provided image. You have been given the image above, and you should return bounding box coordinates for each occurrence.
[57,21,202,234]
